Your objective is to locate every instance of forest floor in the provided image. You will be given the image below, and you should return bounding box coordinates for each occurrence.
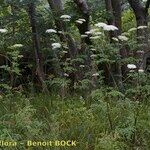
[0,92,150,150]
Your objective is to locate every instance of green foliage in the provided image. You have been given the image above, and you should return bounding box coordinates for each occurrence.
[0,89,150,149]
[0,0,150,149]
[122,10,136,32]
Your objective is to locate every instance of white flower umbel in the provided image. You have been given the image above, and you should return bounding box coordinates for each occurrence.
[11,44,23,48]
[136,50,144,54]
[112,37,119,42]
[62,51,68,54]
[58,31,64,34]
[64,73,69,77]
[79,65,85,68]
[118,35,128,41]
[103,25,118,31]
[81,34,88,38]
[137,26,148,29]
[94,32,102,36]
[90,54,97,58]
[138,69,144,73]
[60,15,71,22]
[95,22,107,28]
[76,20,83,24]
[0,29,8,33]
[64,19,71,22]
[78,18,86,22]
[95,23,118,31]
[52,43,61,49]
[91,48,96,51]
[127,64,137,69]
[129,70,135,73]
[85,31,91,35]
[60,15,71,19]
[46,29,57,33]
[92,73,99,77]
[76,18,86,24]
[85,29,98,35]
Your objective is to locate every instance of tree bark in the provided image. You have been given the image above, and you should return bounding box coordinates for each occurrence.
[47,0,65,39]
[47,0,78,58]
[105,0,115,38]
[128,0,148,43]
[105,0,121,36]
[27,2,49,93]
[111,0,122,34]
[73,0,91,44]
[146,0,150,14]
[47,0,78,93]
[128,0,150,70]
[105,0,124,91]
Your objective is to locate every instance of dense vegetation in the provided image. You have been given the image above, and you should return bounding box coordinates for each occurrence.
[0,0,150,149]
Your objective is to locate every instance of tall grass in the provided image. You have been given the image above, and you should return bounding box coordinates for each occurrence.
[0,91,150,150]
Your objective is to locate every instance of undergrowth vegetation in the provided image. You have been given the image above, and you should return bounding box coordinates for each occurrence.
[0,83,150,150]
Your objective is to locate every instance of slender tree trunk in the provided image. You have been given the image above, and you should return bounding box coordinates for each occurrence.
[111,0,122,34]
[112,0,124,91]
[47,0,78,58]
[105,0,124,91]
[128,0,148,45]
[105,0,121,36]
[27,2,49,93]
[128,0,150,70]
[73,0,91,44]
[105,0,115,38]
[47,0,78,93]
[47,0,66,40]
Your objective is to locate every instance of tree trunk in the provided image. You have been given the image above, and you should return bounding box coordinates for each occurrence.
[47,0,66,40]
[128,0,148,45]
[112,0,124,91]
[111,0,121,34]
[105,0,124,91]
[27,2,49,93]
[47,0,78,93]
[73,0,91,44]
[105,0,115,38]
[47,0,78,58]
[128,0,150,70]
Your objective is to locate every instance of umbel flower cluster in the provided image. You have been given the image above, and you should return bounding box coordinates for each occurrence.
[127,64,144,73]
[0,29,8,33]
[45,15,147,76]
